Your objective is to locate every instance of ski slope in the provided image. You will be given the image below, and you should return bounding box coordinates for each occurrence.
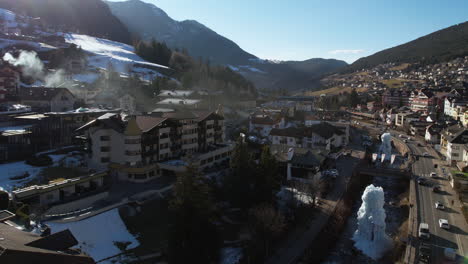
[65,33,168,79]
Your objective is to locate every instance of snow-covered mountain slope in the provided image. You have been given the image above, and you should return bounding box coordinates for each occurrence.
[0,8,17,27]
[65,33,168,80]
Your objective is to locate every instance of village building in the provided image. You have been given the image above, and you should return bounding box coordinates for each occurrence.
[440,124,468,165]
[409,89,435,113]
[382,89,410,107]
[0,218,94,264]
[269,122,349,150]
[119,94,136,114]
[249,113,286,138]
[19,87,76,112]
[77,110,230,182]
[0,66,20,98]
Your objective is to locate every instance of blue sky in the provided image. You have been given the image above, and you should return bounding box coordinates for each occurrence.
[112,0,468,63]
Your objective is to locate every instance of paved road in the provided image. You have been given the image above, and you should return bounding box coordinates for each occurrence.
[407,140,468,262]
[265,127,365,264]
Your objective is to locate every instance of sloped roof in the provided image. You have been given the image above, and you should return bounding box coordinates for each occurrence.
[135,116,167,132]
[0,223,94,264]
[270,122,345,139]
[19,87,74,101]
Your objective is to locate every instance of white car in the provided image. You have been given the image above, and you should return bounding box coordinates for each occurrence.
[439,219,450,229]
[423,152,430,157]
[430,172,437,178]
[435,201,445,210]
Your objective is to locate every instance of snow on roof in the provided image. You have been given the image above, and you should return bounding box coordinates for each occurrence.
[64,34,169,77]
[157,98,200,106]
[46,208,139,262]
[158,90,194,97]
[72,73,100,84]
[0,154,65,192]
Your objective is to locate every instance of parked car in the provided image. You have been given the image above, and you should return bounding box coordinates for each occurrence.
[423,152,430,157]
[418,179,425,185]
[439,219,450,230]
[430,172,437,178]
[433,186,441,193]
[435,201,445,210]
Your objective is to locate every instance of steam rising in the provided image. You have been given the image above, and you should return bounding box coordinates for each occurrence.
[3,50,69,87]
[3,51,44,79]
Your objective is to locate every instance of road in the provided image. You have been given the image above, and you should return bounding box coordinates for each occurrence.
[265,126,365,264]
[407,140,468,262]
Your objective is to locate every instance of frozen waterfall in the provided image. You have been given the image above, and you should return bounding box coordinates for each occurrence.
[352,184,392,260]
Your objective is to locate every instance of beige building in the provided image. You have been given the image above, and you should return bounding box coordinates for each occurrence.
[78,110,230,182]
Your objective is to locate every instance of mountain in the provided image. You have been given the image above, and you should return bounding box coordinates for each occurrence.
[105,0,255,65]
[347,21,468,72]
[0,0,131,44]
[106,0,347,91]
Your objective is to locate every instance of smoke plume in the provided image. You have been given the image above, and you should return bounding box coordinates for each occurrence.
[3,51,44,79]
[3,50,71,88]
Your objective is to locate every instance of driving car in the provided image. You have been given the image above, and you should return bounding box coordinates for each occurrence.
[439,219,450,229]
[435,201,445,210]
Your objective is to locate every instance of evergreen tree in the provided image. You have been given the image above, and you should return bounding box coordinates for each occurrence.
[168,165,220,264]
[350,88,359,107]
[254,146,280,204]
[224,137,255,208]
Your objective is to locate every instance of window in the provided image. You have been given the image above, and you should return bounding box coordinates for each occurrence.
[100,136,110,141]
[125,150,141,156]
[101,146,110,152]
[125,138,141,144]
[134,174,147,179]
[101,157,110,163]
[46,194,54,200]
[128,174,133,179]
[149,171,155,177]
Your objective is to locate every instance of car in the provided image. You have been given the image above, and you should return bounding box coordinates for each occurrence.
[418,179,425,185]
[433,186,441,192]
[435,201,445,210]
[404,139,409,143]
[430,172,437,178]
[423,152,430,157]
[439,219,450,229]
[419,223,430,239]
[419,244,431,262]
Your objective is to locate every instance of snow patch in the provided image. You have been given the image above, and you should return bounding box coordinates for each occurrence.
[220,247,242,264]
[0,154,65,192]
[64,34,168,78]
[47,208,139,262]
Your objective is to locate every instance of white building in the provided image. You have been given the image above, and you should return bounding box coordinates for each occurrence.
[440,124,468,164]
[269,122,349,150]
[119,94,136,114]
[249,114,285,138]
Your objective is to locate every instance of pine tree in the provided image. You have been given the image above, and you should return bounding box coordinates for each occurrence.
[254,146,280,204]
[168,165,220,264]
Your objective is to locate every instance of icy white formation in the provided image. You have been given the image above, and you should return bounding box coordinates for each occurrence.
[352,184,392,260]
[379,133,392,161]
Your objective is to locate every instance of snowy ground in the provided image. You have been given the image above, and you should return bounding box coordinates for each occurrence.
[47,208,139,263]
[220,247,243,264]
[64,33,167,80]
[0,154,65,192]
